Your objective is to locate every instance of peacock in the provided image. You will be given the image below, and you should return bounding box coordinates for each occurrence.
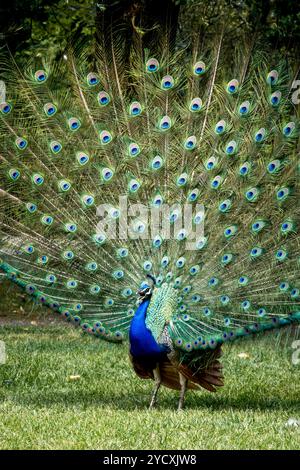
[0,27,299,411]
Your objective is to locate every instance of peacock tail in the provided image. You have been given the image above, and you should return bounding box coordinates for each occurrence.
[0,30,299,353]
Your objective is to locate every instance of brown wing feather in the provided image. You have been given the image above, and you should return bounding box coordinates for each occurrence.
[172,346,224,392]
[129,347,224,393]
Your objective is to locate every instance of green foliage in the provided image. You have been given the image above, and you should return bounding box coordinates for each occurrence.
[1,0,299,61]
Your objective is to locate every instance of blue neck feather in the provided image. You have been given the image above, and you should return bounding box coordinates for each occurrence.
[129,299,168,358]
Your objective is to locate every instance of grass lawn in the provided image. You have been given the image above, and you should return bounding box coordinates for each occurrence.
[0,323,299,450]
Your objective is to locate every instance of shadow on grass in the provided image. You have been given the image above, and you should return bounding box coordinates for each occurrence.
[5,387,300,412]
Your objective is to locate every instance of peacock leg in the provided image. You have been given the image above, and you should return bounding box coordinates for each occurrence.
[178,373,187,411]
[149,365,161,409]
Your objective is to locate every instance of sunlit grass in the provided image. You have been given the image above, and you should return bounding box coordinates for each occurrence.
[0,324,299,449]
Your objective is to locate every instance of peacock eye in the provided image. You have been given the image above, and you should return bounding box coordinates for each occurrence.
[87,72,99,86]
[238,276,248,286]
[269,90,281,107]
[81,194,94,206]
[280,220,293,234]
[282,121,295,137]
[67,279,78,289]
[250,246,263,258]
[93,233,106,245]
[219,199,231,212]
[44,102,57,116]
[101,167,114,182]
[279,281,289,292]
[159,115,171,131]
[0,102,12,115]
[291,288,300,299]
[187,188,199,202]
[9,168,20,180]
[41,215,53,226]
[224,225,238,238]
[225,140,237,155]
[87,261,98,271]
[152,194,163,207]
[226,79,239,94]
[221,253,233,265]
[117,247,128,258]
[276,187,290,202]
[151,155,163,170]
[254,127,266,143]
[26,202,37,213]
[161,256,169,267]
[76,151,89,165]
[196,237,208,249]
[176,172,188,187]
[122,287,133,298]
[189,265,200,275]
[267,159,281,174]
[152,235,163,248]
[170,207,180,223]
[245,187,259,202]
[108,207,120,219]
[23,244,34,254]
[205,156,218,170]
[65,222,77,233]
[257,308,266,317]
[143,260,153,271]
[50,141,62,154]
[211,175,223,189]
[161,75,174,90]
[46,274,56,284]
[275,248,288,261]
[208,277,219,287]
[129,101,142,116]
[63,250,74,260]
[34,70,47,83]
[112,269,124,280]
[193,61,206,76]
[242,300,251,310]
[238,100,250,116]
[221,296,230,306]
[68,117,81,131]
[32,173,44,185]
[176,229,187,241]
[184,135,197,150]
[97,91,110,106]
[251,219,266,233]
[239,161,251,176]
[194,211,204,224]
[15,137,28,150]
[128,178,140,193]
[25,284,36,294]
[58,180,71,192]
[100,130,112,144]
[174,277,182,288]
[128,142,141,157]
[176,257,186,268]
[215,119,226,135]
[203,307,211,317]
[146,58,159,73]
[189,97,202,112]
[266,69,278,85]
[90,285,101,294]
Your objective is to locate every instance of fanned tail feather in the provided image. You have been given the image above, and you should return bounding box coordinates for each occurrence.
[0,29,299,350]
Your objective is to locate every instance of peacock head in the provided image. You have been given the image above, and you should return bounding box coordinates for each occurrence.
[136,274,156,304]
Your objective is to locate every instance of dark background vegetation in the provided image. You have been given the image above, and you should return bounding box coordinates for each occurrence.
[0,0,299,60]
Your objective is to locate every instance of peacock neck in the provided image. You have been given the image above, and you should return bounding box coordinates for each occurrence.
[129,299,168,359]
